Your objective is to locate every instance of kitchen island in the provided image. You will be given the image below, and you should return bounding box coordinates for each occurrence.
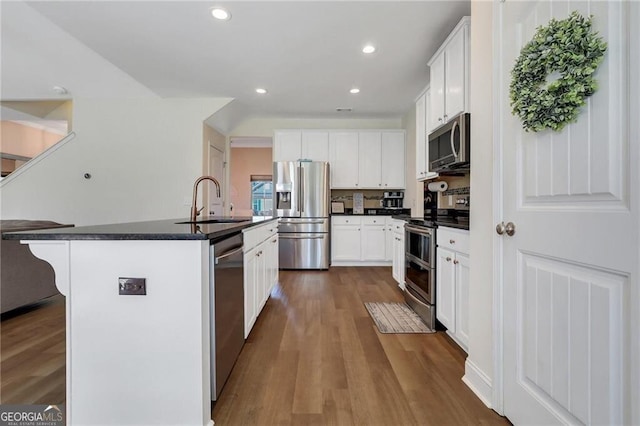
[3,216,277,426]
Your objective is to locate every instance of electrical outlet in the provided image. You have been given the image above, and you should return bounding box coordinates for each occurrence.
[119,278,146,295]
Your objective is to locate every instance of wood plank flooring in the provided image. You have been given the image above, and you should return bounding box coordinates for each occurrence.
[213,267,510,425]
[1,267,510,425]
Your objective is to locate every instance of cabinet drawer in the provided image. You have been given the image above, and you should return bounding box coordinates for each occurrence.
[243,220,278,251]
[437,226,469,254]
[332,216,362,226]
[362,217,385,226]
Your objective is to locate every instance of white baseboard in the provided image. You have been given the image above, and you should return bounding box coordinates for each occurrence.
[462,359,493,409]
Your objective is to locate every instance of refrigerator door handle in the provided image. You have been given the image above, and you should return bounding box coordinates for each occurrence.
[299,165,304,213]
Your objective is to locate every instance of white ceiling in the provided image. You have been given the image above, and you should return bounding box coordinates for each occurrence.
[1,1,470,133]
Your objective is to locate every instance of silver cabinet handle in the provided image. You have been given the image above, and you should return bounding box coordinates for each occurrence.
[271,239,277,243]
[215,245,244,264]
[438,117,443,122]
[446,257,452,262]
[450,239,455,244]
[453,259,459,265]
[496,222,505,235]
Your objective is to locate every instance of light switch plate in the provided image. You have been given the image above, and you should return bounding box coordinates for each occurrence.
[119,277,146,295]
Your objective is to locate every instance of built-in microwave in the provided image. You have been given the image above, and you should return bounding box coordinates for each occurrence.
[428,112,470,173]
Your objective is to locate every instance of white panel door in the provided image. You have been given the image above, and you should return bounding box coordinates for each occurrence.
[381,131,405,189]
[444,25,466,120]
[273,131,301,162]
[358,131,382,188]
[436,247,455,331]
[208,145,224,216]
[301,131,329,162]
[428,53,446,131]
[498,2,638,425]
[329,132,359,188]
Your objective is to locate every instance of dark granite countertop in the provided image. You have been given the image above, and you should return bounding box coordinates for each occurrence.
[332,208,411,216]
[392,216,469,231]
[434,218,469,231]
[2,216,278,241]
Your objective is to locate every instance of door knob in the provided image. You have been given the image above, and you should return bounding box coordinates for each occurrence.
[496,222,516,236]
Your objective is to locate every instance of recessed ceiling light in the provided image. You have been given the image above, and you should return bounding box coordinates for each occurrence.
[350,88,360,94]
[255,88,268,94]
[336,107,353,112]
[211,8,231,20]
[362,45,376,54]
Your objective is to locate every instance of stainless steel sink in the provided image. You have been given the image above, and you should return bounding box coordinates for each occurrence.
[176,218,250,225]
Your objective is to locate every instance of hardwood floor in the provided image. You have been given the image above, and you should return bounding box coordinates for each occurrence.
[213,267,510,425]
[0,268,510,425]
[0,294,66,404]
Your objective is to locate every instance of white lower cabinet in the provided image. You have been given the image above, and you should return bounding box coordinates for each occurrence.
[436,226,469,351]
[243,222,279,338]
[331,216,395,265]
[390,219,406,289]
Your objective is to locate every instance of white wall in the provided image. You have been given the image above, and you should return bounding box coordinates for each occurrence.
[230,116,403,138]
[1,97,231,226]
[464,0,495,408]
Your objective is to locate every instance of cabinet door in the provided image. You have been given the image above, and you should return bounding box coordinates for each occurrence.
[436,247,456,331]
[329,132,359,188]
[361,225,386,261]
[429,53,446,132]
[445,25,467,120]
[273,131,302,162]
[415,93,427,180]
[244,248,258,338]
[331,225,361,261]
[358,131,382,188]
[391,232,404,290]
[301,131,329,162]
[423,90,438,180]
[268,234,279,292]
[455,252,470,350]
[384,224,394,262]
[381,131,405,189]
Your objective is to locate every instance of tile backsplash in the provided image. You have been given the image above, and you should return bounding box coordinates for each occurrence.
[331,189,389,209]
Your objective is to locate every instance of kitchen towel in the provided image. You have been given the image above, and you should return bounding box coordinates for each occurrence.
[427,181,448,192]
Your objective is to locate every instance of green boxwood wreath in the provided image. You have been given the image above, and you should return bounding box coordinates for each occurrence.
[509,11,607,132]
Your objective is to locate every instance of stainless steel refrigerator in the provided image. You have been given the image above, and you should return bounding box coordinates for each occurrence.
[273,161,330,269]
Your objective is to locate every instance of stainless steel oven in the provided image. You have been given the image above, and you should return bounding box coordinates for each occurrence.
[404,223,436,331]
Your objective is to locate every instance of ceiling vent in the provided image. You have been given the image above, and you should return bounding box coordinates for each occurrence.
[336,107,353,112]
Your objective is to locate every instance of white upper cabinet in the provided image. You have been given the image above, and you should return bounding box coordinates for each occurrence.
[381,131,405,188]
[274,130,330,162]
[358,131,382,188]
[329,131,359,188]
[427,16,470,133]
[357,130,405,189]
[416,89,439,181]
[301,131,329,162]
[273,130,302,162]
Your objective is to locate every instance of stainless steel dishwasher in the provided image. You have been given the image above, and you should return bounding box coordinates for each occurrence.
[210,231,244,400]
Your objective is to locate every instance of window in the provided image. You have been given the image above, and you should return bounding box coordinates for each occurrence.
[251,175,273,216]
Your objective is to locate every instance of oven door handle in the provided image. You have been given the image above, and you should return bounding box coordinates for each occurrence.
[405,224,433,236]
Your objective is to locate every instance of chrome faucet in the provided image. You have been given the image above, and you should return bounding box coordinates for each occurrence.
[191,175,221,222]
